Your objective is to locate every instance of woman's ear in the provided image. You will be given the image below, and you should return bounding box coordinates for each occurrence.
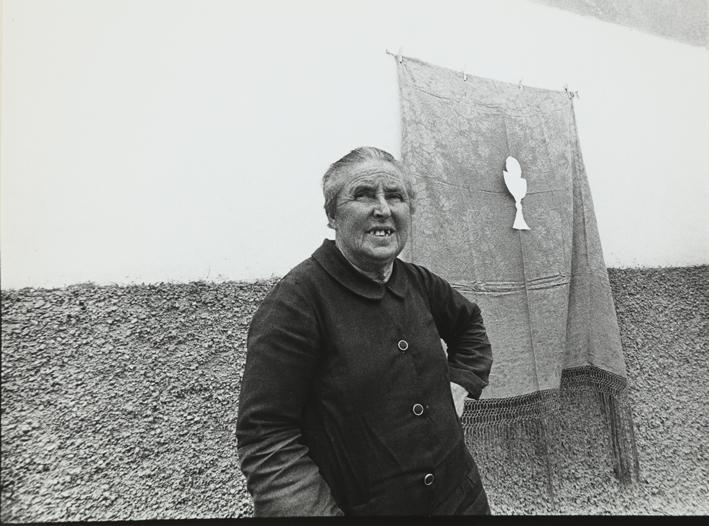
[327,215,337,230]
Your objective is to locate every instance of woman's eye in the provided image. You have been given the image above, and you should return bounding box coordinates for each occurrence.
[354,190,374,200]
[386,192,404,201]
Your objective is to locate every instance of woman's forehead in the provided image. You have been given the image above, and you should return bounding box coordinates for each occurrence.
[341,160,406,188]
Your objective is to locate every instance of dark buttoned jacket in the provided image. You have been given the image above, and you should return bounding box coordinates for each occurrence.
[236,240,493,516]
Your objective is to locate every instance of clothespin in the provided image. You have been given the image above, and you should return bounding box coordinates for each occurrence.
[462,64,468,81]
[385,48,404,62]
[518,78,524,90]
[563,84,580,100]
[397,46,403,63]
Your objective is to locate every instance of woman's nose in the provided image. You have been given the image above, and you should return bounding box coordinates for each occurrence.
[372,194,392,218]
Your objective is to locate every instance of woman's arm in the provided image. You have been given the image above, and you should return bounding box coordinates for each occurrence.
[236,276,343,516]
[421,268,493,400]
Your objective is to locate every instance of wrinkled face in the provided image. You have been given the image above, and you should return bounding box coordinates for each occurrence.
[329,159,412,272]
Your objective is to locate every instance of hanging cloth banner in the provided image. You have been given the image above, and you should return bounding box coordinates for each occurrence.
[395,55,639,497]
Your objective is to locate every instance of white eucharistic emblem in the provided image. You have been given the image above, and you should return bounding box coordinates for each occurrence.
[503,156,531,230]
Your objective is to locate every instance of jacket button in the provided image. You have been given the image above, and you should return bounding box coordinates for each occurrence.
[397,339,409,352]
[424,473,435,486]
[412,403,424,416]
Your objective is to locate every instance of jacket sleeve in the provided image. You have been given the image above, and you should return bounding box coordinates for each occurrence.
[421,268,493,399]
[236,275,343,516]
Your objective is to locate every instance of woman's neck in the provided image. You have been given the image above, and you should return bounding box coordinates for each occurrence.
[335,242,393,283]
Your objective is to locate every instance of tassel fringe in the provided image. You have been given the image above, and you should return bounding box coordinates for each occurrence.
[461,366,640,502]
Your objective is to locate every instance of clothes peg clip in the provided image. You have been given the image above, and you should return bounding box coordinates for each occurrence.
[397,47,403,63]
[518,78,524,90]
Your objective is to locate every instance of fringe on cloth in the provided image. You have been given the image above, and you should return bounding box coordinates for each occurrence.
[461,365,640,499]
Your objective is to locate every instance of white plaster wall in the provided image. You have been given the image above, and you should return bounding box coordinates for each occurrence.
[2,0,708,289]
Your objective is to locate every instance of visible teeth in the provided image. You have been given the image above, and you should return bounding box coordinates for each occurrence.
[372,229,391,237]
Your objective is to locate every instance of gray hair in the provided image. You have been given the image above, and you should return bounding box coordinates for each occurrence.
[321,146,415,220]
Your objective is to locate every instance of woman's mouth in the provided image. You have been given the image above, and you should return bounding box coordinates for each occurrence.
[367,228,395,237]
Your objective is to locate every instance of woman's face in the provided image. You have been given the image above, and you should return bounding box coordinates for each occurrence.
[330,159,412,272]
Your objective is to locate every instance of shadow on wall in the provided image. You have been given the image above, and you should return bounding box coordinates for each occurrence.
[1,267,707,520]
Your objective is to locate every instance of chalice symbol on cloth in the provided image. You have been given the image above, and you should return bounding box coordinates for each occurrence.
[503,156,531,230]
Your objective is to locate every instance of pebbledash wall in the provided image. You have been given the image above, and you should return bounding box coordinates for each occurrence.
[1,267,707,520]
[1,0,708,290]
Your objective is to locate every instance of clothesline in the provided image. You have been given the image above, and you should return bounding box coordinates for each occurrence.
[385,49,581,99]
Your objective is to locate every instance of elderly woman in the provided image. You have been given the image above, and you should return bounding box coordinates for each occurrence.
[236,146,493,516]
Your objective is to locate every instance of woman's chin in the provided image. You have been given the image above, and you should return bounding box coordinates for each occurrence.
[362,243,400,263]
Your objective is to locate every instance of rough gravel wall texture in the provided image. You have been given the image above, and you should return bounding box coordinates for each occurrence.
[529,0,709,48]
[1,266,707,520]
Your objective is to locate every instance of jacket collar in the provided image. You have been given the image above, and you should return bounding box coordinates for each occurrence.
[312,239,407,300]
